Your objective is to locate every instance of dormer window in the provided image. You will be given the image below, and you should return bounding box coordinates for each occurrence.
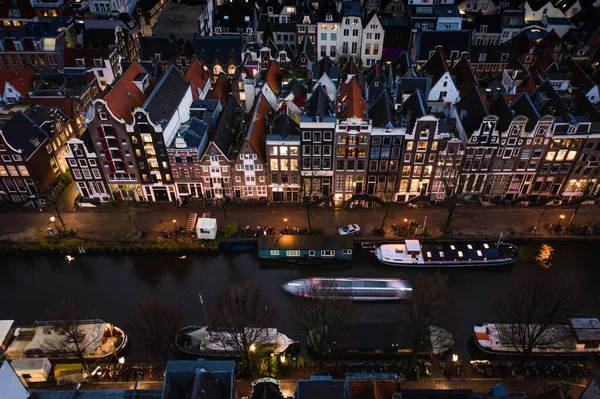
[224,15,229,20]
[286,6,295,13]
[268,6,273,13]
[245,16,250,22]
[501,53,508,62]
[478,53,487,62]
[14,40,23,51]
[303,15,310,23]
[214,27,222,34]
[326,14,332,21]
[154,53,161,60]
[480,25,487,33]
[76,58,85,67]
[94,58,102,67]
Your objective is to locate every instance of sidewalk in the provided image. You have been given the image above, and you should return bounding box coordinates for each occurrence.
[1,201,600,242]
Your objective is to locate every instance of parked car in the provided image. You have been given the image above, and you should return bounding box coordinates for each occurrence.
[338,224,360,235]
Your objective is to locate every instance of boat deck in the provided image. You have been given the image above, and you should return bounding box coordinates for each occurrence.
[421,242,501,262]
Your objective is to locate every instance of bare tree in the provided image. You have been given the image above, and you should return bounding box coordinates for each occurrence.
[291,280,357,374]
[124,200,136,232]
[566,167,600,230]
[128,298,183,363]
[209,282,278,373]
[437,141,467,234]
[44,300,99,377]
[399,272,450,374]
[494,275,580,361]
[301,173,325,233]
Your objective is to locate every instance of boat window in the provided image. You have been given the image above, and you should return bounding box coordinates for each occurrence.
[477,250,482,256]
[439,251,444,257]
[458,251,463,257]
[270,250,280,256]
[321,250,334,257]
[309,250,316,256]
[395,246,404,253]
[343,249,353,255]
[483,243,489,249]
[467,244,473,249]
[286,250,300,257]
[426,251,432,258]
[450,245,456,250]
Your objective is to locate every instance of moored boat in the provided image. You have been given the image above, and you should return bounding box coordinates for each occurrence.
[282,277,412,301]
[4,319,127,361]
[176,325,297,357]
[473,318,600,355]
[374,239,518,267]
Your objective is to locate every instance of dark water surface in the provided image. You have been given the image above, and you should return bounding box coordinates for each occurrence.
[1,242,599,361]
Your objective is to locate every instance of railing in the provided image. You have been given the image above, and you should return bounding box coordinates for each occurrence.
[30,0,64,7]
[34,319,105,325]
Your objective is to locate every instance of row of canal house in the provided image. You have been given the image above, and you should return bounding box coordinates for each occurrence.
[69,49,600,205]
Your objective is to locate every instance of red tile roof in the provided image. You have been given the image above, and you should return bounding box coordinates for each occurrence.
[264,60,282,96]
[341,58,360,77]
[338,77,367,119]
[103,62,154,123]
[63,47,113,68]
[184,58,210,100]
[452,54,477,96]
[8,66,36,96]
[30,97,74,118]
[537,29,561,50]
[0,67,15,94]
[246,93,273,161]
[211,73,231,106]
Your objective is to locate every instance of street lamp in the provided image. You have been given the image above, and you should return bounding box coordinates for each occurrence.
[118,357,125,364]
[50,216,60,233]
[249,344,256,353]
[172,219,177,230]
[284,218,288,232]
[557,214,565,229]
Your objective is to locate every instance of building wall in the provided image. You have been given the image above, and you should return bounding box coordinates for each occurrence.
[300,119,335,197]
[333,117,371,203]
[366,127,403,199]
[232,140,267,198]
[338,15,362,63]
[65,138,112,202]
[428,72,459,104]
[318,21,339,61]
[198,142,233,199]
[0,362,29,399]
[360,14,384,67]
[267,139,301,202]
[0,134,40,202]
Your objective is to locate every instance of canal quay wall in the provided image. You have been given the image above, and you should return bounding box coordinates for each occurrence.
[0,203,599,254]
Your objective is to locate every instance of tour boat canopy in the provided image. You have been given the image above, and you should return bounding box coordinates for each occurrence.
[405,240,422,252]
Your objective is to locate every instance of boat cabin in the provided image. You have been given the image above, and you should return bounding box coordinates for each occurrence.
[569,318,600,349]
[258,235,354,261]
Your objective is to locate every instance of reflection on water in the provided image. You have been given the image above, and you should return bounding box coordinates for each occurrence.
[535,243,554,269]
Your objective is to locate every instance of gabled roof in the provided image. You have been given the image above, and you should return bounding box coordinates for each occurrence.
[103,62,155,123]
[143,66,190,126]
[212,96,240,159]
[389,51,414,81]
[282,78,307,99]
[365,63,386,86]
[1,111,49,158]
[401,89,426,132]
[313,56,339,82]
[341,58,360,78]
[451,54,477,96]
[140,36,183,61]
[172,117,209,149]
[211,73,232,106]
[270,110,300,138]
[487,93,513,133]
[537,29,561,50]
[184,59,210,100]
[0,66,35,97]
[250,381,285,399]
[261,38,280,60]
[568,59,595,92]
[0,68,15,93]
[338,77,367,120]
[305,84,335,118]
[297,2,317,24]
[529,79,574,123]
[456,87,489,137]
[421,47,449,86]
[370,90,396,128]
[264,61,282,96]
[194,36,243,65]
[313,73,337,102]
[341,0,361,18]
[246,92,274,160]
[510,92,540,131]
[296,36,315,63]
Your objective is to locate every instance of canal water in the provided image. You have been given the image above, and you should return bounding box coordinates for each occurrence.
[1,242,599,362]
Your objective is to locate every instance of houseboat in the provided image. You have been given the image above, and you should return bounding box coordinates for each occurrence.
[176,326,297,357]
[258,235,354,262]
[473,318,600,355]
[373,239,518,267]
[282,278,412,301]
[3,319,127,361]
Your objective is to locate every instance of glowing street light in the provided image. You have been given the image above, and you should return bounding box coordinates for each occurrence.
[557,214,565,229]
[118,357,125,364]
[284,218,288,231]
[50,216,60,233]
[280,355,286,364]
[452,354,458,362]
[172,219,177,230]
[249,344,256,352]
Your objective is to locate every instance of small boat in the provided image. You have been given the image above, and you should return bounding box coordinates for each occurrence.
[374,238,518,267]
[282,277,412,301]
[4,320,128,361]
[473,318,600,355]
[223,242,257,252]
[176,325,296,357]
